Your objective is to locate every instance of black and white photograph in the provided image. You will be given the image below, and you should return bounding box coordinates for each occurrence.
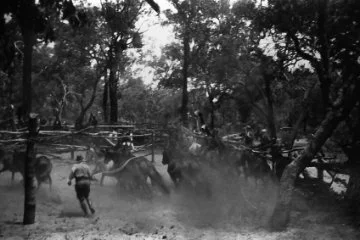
[0,0,360,239]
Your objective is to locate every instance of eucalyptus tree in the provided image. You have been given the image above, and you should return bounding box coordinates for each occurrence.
[163,0,220,125]
[98,0,158,123]
[28,5,104,129]
[0,0,87,225]
[0,0,160,225]
[251,0,360,230]
[55,6,107,128]
[153,43,183,89]
[189,0,270,130]
[0,18,22,109]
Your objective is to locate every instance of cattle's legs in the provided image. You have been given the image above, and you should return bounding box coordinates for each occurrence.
[11,171,15,182]
[36,176,52,191]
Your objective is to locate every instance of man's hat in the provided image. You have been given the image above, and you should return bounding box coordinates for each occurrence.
[76,155,84,162]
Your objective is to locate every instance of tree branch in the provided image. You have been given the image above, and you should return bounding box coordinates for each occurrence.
[287,32,321,74]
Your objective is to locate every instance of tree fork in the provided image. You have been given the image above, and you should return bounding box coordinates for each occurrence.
[23,114,39,225]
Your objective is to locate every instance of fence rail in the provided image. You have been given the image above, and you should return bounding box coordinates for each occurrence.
[0,125,164,163]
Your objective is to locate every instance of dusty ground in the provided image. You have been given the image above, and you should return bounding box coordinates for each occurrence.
[0,150,359,240]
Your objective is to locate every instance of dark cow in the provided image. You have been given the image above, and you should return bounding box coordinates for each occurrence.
[102,145,169,196]
[0,148,18,181]
[0,148,52,189]
[32,155,53,189]
[241,150,273,181]
[226,148,276,187]
[89,145,123,186]
[162,148,211,197]
[162,149,182,187]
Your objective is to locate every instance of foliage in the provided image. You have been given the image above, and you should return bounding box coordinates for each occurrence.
[119,76,181,125]
[254,0,360,107]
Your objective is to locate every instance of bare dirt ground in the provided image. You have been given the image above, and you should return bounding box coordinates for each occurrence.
[0,150,359,240]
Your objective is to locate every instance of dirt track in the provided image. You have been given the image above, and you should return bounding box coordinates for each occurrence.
[0,150,359,240]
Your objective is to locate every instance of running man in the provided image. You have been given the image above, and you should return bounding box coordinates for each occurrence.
[67,155,95,217]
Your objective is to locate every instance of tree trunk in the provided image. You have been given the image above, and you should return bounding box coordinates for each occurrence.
[264,74,277,141]
[181,29,190,126]
[23,115,38,225]
[75,75,100,129]
[209,98,215,130]
[103,80,109,123]
[20,6,36,118]
[346,163,360,225]
[109,67,118,123]
[317,0,330,112]
[288,111,307,147]
[343,140,360,224]
[75,110,86,130]
[288,82,317,148]
[19,0,37,225]
[210,107,215,130]
[269,86,359,231]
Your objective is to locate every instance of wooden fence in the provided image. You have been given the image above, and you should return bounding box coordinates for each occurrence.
[0,124,167,162]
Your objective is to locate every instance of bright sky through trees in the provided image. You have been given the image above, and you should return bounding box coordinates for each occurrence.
[84,0,286,85]
[86,0,174,85]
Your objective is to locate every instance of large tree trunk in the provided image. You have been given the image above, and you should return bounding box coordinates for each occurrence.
[343,136,360,224]
[102,80,109,123]
[210,103,215,130]
[181,29,190,126]
[109,67,118,123]
[75,109,86,130]
[269,86,359,231]
[20,13,35,118]
[346,163,360,225]
[23,115,38,224]
[264,74,277,141]
[288,82,317,148]
[19,0,37,225]
[75,75,100,129]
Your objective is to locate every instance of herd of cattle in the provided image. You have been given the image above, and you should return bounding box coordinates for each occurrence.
[0,148,53,189]
[0,127,295,199]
